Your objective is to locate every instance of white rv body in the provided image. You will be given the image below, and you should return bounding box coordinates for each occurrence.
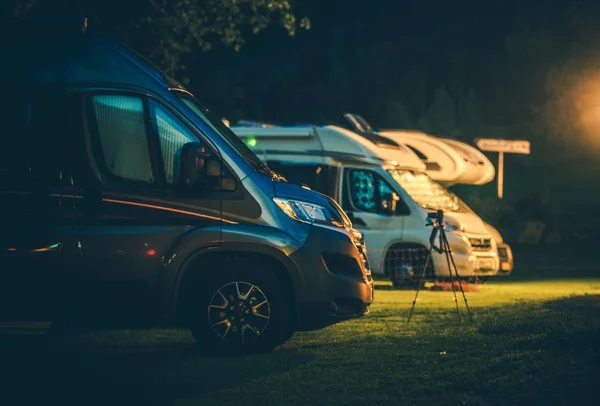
[233,125,500,280]
[379,130,469,185]
[438,138,496,185]
[376,133,512,274]
[380,130,495,186]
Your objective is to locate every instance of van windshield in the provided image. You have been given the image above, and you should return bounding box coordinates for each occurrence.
[174,92,275,178]
[388,169,470,213]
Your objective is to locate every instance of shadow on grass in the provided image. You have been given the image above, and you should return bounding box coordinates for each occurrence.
[1,294,599,405]
[0,331,313,406]
[466,295,600,405]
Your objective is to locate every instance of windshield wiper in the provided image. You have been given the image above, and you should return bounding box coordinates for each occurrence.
[245,156,280,178]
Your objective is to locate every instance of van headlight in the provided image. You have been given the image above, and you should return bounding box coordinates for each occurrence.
[274,197,343,227]
[444,220,464,233]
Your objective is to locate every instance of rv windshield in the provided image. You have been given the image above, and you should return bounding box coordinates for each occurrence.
[388,169,470,213]
[174,92,275,178]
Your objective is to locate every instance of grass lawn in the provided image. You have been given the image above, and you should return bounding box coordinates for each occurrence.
[2,260,600,405]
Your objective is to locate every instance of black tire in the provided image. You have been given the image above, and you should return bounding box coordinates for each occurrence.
[181,257,294,355]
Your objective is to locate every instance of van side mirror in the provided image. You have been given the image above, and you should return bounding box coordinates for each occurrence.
[177,142,236,192]
[381,192,400,216]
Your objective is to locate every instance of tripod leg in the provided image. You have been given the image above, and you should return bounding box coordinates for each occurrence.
[440,230,461,319]
[407,243,434,325]
[442,230,473,322]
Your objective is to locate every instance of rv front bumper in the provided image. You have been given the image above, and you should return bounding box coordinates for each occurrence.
[431,232,500,278]
[290,225,374,331]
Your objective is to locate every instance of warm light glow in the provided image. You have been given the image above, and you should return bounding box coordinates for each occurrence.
[146,249,157,256]
[544,56,600,150]
[575,77,600,136]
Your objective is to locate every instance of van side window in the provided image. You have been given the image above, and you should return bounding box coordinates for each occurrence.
[347,169,408,215]
[151,101,200,184]
[90,95,154,183]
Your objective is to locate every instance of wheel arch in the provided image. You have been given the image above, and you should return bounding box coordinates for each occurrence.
[171,244,300,328]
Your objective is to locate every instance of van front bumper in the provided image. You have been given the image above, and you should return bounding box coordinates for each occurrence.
[289,225,374,331]
[431,232,500,278]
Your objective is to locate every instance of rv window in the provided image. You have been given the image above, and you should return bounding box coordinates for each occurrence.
[347,169,408,215]
[348,170,377,213]
[389,169,469,213]
[406,144,428,160]
[90,95,154,184]
[265,162,332,195]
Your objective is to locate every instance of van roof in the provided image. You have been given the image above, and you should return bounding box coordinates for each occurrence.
[0,18,185,92]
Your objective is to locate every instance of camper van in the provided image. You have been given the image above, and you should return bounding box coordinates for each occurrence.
[342,114,513,275]
[232,125,501,285]
[0,18,373,354]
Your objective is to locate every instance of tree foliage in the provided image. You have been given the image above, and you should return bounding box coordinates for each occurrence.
[3,0,309,76]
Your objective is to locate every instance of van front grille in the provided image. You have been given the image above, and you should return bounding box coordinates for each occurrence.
[469,238,492,252]
[350,230,370,272]
[498,246,509,262]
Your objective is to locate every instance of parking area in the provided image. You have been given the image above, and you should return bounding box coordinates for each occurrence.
[1,244,599,406]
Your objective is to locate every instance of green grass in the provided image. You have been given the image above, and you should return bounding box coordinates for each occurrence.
[2,275,600,405]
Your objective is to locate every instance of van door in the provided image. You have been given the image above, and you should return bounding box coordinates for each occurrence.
[0,87,79,322]
[340,167,410,275]
[72,93,227,325]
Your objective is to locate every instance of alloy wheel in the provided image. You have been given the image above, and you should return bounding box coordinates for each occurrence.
[207,281,271,344]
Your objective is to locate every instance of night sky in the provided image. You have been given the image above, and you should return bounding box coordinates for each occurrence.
[184,0,589,126]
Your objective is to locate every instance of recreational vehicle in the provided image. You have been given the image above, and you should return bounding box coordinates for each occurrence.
[232,125,501,286]
[342,114,513,274]
[342,113,495,186]
[435,137,496,185]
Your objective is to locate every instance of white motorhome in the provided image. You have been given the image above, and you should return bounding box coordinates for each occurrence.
[343,114,513,275]
[436,137,496,185]
[343,113,495,186]
[232,124,501,286]
[380,129,478,185]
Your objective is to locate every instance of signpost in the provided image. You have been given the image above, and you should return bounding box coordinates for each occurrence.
[475,138,531,199]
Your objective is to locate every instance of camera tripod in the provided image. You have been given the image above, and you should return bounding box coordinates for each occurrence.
[407,210,473,324]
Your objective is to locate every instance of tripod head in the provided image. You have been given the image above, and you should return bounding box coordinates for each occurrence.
[426,210,444,228]
[426,210,445,253]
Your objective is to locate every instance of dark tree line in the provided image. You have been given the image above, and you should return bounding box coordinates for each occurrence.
[2,0,309,78]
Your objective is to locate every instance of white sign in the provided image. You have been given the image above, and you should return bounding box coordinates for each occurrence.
[475,138,530,154]
[474,138,531,199]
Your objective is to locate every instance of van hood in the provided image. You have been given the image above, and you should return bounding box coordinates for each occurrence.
[444,212,490,235]
[483,222,504,243]
[272,180,331,207]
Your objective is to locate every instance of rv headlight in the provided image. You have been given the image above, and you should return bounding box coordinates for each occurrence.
[273,197,342,227]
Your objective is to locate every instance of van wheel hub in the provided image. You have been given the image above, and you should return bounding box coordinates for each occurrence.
[207,281,271,344]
